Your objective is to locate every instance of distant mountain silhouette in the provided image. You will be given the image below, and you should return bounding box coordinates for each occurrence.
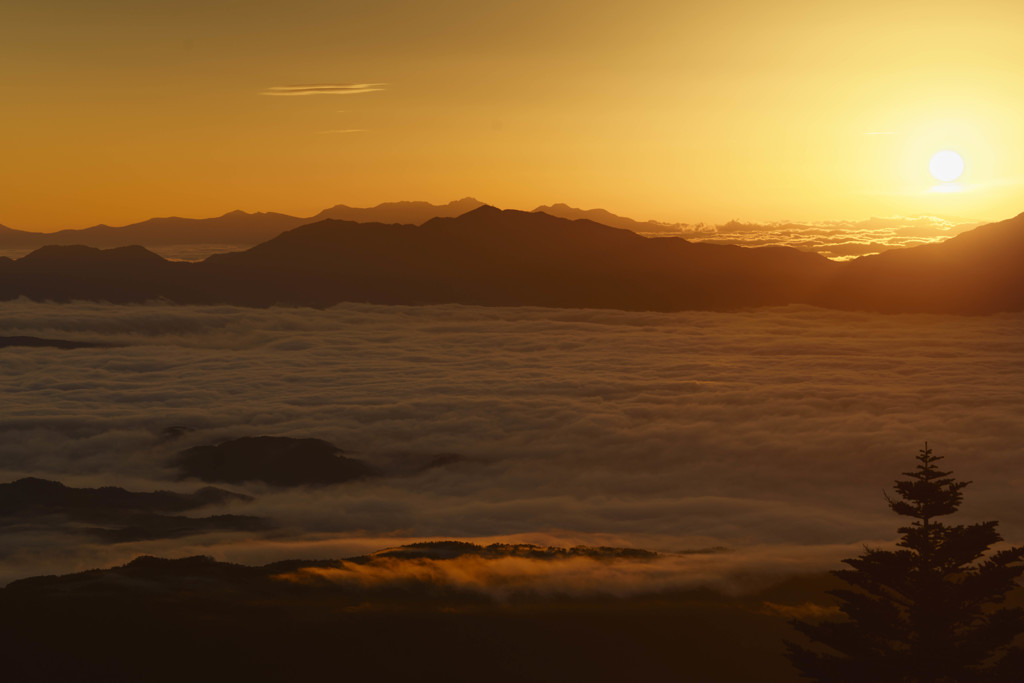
[0,477,266,542]
[310,197,485,224]
[2,207,1024,314]
[195,205,836,309]
[174,436,375,486]
[0,244,190,303]
[533,203,691,235]
[0,199,486,253]
[0,224,46,250]
[0,211,308,251]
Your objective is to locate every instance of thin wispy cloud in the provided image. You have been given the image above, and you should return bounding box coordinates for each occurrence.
[263,84,386,96]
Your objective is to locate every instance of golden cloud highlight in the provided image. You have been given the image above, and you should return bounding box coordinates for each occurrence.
[268,544,845,600]
[274,554,690,599]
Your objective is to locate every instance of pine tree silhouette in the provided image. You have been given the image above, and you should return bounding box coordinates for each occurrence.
[786,444,1024,682]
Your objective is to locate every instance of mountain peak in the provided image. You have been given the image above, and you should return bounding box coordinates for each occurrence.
[447,196,485,207]
[17,243,167,267]
[311,198,488,226]
[459,204,502,217]
[532,203,689,236]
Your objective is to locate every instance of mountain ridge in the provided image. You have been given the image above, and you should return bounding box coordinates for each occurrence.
[1,207,1022,314]
[532,202,692,235]
[0,199,488,252]
[1,200,982,263]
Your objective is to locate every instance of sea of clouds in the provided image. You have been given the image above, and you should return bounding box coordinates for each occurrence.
[671,215,983,260]
[2,299,1022,587]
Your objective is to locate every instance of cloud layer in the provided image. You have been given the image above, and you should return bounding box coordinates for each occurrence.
[2,299,1022,585]
[263,84,385,96]
[670,216,983,260]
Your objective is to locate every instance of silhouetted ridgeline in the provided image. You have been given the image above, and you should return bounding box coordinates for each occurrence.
[0,198,484,250]
[0,210,307,250]
[816,213,1024,313]
[2,206,1023,313]
[0,542,812,682]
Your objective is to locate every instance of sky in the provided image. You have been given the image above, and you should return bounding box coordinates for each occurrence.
[3,0,1024,231]
[3,299,1023,585]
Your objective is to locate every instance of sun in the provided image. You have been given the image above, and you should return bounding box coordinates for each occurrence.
[929,150,964,183]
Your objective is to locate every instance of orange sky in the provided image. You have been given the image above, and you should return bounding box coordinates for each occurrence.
[3,0,1023,231]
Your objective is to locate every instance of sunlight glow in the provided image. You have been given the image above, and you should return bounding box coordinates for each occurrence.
[929,150,965,183]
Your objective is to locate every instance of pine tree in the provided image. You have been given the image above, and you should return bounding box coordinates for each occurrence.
[786,444,1024,682]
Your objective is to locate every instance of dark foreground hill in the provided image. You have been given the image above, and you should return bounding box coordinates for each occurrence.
[196,205,834,309]
[811,211,1024,313]
[0,542,823,683]
[2,207,1023,313]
